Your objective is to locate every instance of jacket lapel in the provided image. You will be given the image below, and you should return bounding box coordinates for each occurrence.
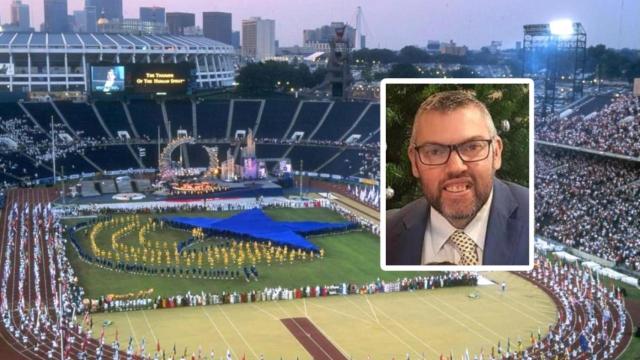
[399,198,428,265]
[483,179,518,265]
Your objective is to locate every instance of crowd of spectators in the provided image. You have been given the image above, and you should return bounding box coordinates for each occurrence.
[536,93,640,157]
[535,146,640,271]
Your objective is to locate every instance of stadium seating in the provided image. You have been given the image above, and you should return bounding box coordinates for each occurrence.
[535,146,640,271]
[22,102,70,134]
[254,99,299,139]
[55,101,110,140]
[255,144,289,160]
[127,100,165,139]
[287,145,341,172]
[287,101,331,140]
[0,98,380,180]
[83,145,140,171]
[312,101,367,141]
[165,99,194,135]
[230,100,261,136]
[196,100,230,139]
[319,149,365,176]
[56,151,97,174]
[0,102,28,120]
[537,92,640,157]
[94,101,134,137]
[344,104,380,143]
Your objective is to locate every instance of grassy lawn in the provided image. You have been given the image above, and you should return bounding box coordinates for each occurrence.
[65,208,419,298]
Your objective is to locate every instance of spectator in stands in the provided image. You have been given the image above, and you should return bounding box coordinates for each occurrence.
[386,90,529,266]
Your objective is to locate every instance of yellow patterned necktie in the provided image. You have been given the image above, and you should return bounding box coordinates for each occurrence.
[448,230,479,265]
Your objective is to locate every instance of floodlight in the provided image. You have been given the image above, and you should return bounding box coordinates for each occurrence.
[549,19,574,36]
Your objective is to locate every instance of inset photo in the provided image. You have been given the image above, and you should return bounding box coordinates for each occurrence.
[381,79,534,271]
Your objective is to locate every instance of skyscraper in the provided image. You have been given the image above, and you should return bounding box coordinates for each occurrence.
[11,0,30,31]
[231,31,240,48]
[242,17,276,61]
[85,0,122,22]
[140,6,165,24]
[84,3,97,32]
[44,0,68,32]
[203,12,232,45]
[166,12,195,35]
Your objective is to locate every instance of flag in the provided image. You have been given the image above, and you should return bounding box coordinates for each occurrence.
[579,334,589,352]
[99,326,105,345]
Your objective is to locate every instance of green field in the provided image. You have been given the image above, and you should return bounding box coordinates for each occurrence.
[65,208,417,298]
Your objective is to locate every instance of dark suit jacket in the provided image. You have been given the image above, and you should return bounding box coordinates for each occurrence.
[386,178,529,266]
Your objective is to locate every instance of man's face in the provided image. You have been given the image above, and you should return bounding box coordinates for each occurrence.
[408,106,503,228]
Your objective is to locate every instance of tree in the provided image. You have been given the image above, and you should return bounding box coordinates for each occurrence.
[235,61,325,96]
[387,63,421,78]
[398,46,431,64]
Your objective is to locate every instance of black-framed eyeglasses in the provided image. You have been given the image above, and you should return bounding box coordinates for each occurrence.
[413,139,493,166]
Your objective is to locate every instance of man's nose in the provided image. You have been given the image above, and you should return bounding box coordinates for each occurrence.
[445,148,469,173]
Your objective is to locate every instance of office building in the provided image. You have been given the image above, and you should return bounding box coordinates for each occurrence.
[203,12,232,45]
[242,17,275,61]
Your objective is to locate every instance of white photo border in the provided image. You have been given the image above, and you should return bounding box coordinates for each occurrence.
[380,77,535,272]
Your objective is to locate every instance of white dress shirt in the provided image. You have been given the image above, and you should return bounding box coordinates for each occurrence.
[421,190,493,265]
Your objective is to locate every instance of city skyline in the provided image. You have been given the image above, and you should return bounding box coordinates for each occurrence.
[1,0,639,50]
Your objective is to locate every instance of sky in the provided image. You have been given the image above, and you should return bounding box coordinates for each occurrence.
[2,0,639,50]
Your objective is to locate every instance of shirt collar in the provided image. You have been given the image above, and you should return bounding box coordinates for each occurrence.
[429,189,493,253]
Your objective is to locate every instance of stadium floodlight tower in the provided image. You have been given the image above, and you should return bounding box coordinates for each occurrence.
[522,19,587,117]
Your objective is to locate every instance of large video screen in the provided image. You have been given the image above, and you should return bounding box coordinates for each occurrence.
[90,65,125,93]
[128,63,194,95]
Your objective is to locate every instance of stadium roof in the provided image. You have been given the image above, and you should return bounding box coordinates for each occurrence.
[0,32,234,53]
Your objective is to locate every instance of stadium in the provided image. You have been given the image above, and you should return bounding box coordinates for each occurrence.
[0,8,638,360]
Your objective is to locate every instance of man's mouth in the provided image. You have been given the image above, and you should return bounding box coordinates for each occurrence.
[444,183,471,193]
[442,179,473,194]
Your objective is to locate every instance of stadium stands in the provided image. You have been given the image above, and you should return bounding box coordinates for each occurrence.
[0,98,379,181]
[255,144,289,160]
[230,100,262,137]
[535,146,640,271]
[94,101,134,137]
[254,100,299,139]
[343,104,379,141]
[55,101,110,140]
[127,100,165,139]
[196,100,230,139]
[83,145,140,171]
[311,101,367,141]
[319,149,365,176]
[166,99,194,135]
[537,92,640,157]
[286,101,331,140]
[287,145,342,172]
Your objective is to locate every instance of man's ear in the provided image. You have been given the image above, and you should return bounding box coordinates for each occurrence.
[492,136,503,170]
[408,146,420,178]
